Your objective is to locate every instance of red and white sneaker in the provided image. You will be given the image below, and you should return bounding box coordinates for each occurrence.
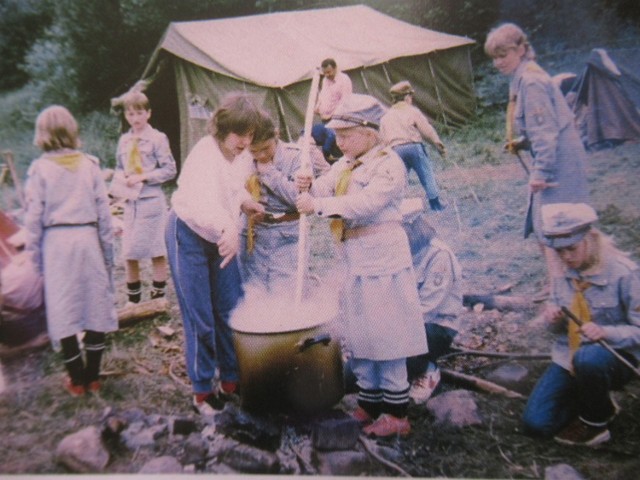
[351,406,374,426]
[363,414,411,438]
[409,363,441,404]
[64,377,86,397]
[193,393,224,416]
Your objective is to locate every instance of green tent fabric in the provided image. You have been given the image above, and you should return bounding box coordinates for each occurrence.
[139,5,476,163]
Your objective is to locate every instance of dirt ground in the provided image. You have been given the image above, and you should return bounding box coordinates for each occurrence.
[1,140,640,478]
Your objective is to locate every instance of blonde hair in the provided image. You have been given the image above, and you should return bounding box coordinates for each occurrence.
[484,23,536,60]
[122,91,150,111]
[33,105,80,151]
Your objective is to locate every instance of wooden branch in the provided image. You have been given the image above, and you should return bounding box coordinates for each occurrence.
[440,368,525,399]
[0,332,49,360]
[359,435,411,477]
[440,349,550,361]
[2,150,25,209]
[463,294,532,311]
[118,298,169,327]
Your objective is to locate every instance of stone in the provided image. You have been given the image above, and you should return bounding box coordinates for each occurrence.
[139,456,183,474]
[315,450,371,476]
[55,426,110,473]
[214,402,281,451]
[312,413,360,451]
[426,389,482,427]
[171,417,198,436]
[486,363,530,394]
[545,463,586,480]
[181,432,209,465]
[121,421,168,450]
[216,439,280,473]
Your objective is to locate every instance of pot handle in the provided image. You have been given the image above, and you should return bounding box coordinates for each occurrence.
[297,333,331,353]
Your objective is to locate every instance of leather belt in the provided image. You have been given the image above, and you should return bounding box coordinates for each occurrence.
[262,212,300,224]
[343,221,401,240]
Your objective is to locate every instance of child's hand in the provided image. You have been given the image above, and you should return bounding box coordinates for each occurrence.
[581,322,606,342]
[296,192,315,214]
[241,199,266,223]
[295,170,313,192]
[218,228,239,268]
[126,173,146,187]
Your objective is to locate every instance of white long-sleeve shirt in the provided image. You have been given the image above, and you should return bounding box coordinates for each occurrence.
[171,135,251,244]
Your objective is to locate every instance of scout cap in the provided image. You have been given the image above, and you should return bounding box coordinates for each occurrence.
[389,80,414,97]
[326,94,386,130]
[541,203,598,249]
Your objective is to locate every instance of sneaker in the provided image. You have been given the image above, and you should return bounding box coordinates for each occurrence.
[220,381,238,395]
[362,414,411,438]
[64,377,86,397]
[351,406,374,426]
[409,363,441,404]
[553,418,611,447]
[87,380,101,393]
[192,393,225,416]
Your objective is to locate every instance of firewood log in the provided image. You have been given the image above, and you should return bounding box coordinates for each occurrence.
[118,298,169,327]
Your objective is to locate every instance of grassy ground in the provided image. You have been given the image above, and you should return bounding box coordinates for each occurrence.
[1,51,640,476]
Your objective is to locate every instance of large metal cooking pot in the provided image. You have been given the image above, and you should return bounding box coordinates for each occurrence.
[230,313,344,415]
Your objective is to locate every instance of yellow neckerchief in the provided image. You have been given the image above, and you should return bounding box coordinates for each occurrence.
[329,160,362,242]
[506,61,545,153]
[46,152,83,172]
[127,137,143,175]
[568,278,592,356]
[245,173,261,253]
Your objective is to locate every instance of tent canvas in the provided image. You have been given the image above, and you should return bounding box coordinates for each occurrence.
[138,5,476,163]
[567,48,640,149]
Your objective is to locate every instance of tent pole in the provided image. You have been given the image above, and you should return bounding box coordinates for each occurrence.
[359,69,370,93]
[382,63,392,84]
[275,92,293,142]
[427,56,449,130]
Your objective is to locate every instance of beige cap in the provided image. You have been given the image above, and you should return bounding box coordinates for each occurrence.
[389,80,414,97]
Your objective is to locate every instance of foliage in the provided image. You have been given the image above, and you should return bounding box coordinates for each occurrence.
[0,0,52,91]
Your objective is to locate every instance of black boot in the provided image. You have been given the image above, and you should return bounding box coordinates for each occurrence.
[84,330,105,392]
[61,335,85,396]
[150,280,166,299]
[127,281,141,304]
[428,197,445,211]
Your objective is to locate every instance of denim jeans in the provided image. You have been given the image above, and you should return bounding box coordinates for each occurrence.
[392,143,440,200]
[165,210,243,394]
[522,344,635,437]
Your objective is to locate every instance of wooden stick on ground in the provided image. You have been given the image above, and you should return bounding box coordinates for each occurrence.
[359,435,411,477]
[440,368,525,399]
[118,298,169,327]
[440,349,550,361]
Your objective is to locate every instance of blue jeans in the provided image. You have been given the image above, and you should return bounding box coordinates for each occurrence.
[522,344,635,437]
[165,210,243,394]
[393,143,440,200]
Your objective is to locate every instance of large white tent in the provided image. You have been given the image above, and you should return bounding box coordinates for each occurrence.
[139,5,476,162]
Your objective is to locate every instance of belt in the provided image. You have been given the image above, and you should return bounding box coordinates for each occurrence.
[45,222,97,229]
[343,221,401,240]
[262,212,300,224]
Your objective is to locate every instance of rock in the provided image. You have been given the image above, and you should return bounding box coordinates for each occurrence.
[426,390,482,427]
[312,412,360,451]
[545,463,586,480]
[486,362,530,394]
[217,440,280,473]
[181,432,209,465]
[214,402,281,451]
[139,456,183,474]
[171,417,198,436]
[121,420,168,450]
[55,426,110,473]
[315,450,371,476]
